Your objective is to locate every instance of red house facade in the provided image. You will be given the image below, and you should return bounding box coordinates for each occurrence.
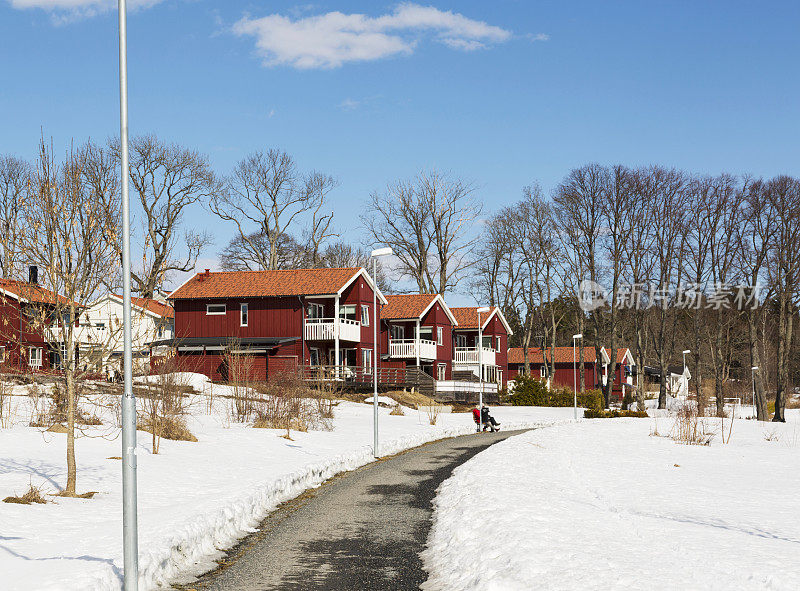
[449,306,511,387]
[0,273,75,373]
[167,267,386,382]
[507,346,635,398]
[379,294,457,381]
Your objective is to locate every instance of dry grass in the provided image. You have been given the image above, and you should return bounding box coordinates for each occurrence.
[389,402,405,416]
[138,414,198,443]
[3,483,49,505]
[425,401,443,425]
[671,402,715,445]
[252,373,333,437]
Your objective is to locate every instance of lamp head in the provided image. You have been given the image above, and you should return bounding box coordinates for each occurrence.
[572,333,583,339]
[370,247,393,258]
[751,366,759,370]
[682,349,691,354]
[476,306,491,313]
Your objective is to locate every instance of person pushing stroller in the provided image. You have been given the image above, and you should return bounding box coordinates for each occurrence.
[471,405,500,432]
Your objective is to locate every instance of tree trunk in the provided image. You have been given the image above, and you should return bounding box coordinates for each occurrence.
[65,369,77,496]
[773,294,790,422]
[578,313,585,393]
[747,312,768,421]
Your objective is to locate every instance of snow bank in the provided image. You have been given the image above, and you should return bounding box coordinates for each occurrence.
[422,412,800,591]
[0,386,570,591]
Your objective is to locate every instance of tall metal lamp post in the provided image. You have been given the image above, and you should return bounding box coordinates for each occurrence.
[572,333,583,420]
[370,247,392,457]
[751,366,759,417]
[118,1,138,589]
[476,307,491,431]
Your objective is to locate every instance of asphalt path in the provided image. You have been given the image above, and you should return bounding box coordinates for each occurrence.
[182,428,528,591]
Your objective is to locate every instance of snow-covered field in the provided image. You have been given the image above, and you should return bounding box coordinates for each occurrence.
[0,375,570,591]
[422,410,800,591]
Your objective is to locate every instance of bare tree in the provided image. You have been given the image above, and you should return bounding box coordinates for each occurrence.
[362,170,481,294]
[118,135,218,297]
[21,139,120,496]
[0,155,29,278]
[219,231,304,271]
[736,178,776,420]
[553,164,606,392]
[210,149,337,272]
[765,176,800,422]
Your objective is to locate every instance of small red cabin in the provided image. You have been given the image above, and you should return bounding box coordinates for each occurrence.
[449,306,512,388]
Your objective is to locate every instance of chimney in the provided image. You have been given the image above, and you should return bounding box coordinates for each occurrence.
[28,265,38,284]
[197,268,211,283]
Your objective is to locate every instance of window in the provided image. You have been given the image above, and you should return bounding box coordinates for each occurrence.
[390,324,405,340]
[419,326,433,341]
[361,305,370,326]
[307,302,324,319]
[339,304,357,321]
[206,303,226,315]
[539,365,546,378]
[362,349,372,372]
[29,347,42,368]
[240,303,249,327]
[479,335,492,349]
[342,348,357,367]
[309,347,321,366]
[157,325,164,338]
[496,336,502,351]
[456,334,468,348]
[437,327,443,346]
[437,363,446,381]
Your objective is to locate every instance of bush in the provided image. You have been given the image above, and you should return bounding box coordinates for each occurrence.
[622,390,634,410]
[583,408,649,419]
[508,375,604,411]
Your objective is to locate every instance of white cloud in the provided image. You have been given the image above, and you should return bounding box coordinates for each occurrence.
[233,2,512,69]
[9,0,164,21]
[529,32,550,42]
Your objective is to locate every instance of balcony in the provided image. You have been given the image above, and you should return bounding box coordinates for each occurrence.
[304,317,361,342]
[389,338,437,360]
[454,347,496,367]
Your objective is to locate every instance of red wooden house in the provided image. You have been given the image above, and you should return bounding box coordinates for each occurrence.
[166,267,386,382]
[0,268,76,373]
[507,346,635,398]
[449,306,512,387]
[379,294,457,381]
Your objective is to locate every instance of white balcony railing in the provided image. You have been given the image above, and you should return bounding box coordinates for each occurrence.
[389,338,437,360]
[454,347,496,366]
[304,317,361,342]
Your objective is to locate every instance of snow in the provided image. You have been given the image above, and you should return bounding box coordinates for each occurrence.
[422,410,800,591]
[0,377,571,591]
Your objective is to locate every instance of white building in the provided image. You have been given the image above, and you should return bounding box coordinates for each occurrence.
[75,294,174,375]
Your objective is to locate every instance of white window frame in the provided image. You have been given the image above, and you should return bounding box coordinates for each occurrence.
[339,304,357,321]
[539,365,546,378]
[309,347,321,367]
[361,304,370,327]
[437,363,446,381]
[390,324,405,341]
[362,348,372,372]
[456,334,468,348]
[206,303,226,316]
[240,303,249,327]
[419,326,433,341]
[307,302,324,320]
[496,335,502,351]
[437,326,443,346]
[29,346,42,368]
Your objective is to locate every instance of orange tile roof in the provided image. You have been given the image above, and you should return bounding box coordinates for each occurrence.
[450,306,499,329]
[508,346,598,364]
[382,294,438,320]
[168,268,364,300]
[114,295,173,318]
[0,278,76,307]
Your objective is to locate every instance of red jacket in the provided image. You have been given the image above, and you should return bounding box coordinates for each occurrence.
[472,408,481,423]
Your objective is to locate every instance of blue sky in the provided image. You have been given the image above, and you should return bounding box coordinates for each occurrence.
[1,1,799,298]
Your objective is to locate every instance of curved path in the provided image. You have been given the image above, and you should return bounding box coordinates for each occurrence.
[182,429,528,591]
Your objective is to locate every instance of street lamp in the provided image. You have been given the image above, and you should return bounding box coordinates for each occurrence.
[751,366,759,417]
[477,306,491,432]
[572,334,583,420]
[118,2,138,589]
[682,350,691,398]
[370,247,392,458]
